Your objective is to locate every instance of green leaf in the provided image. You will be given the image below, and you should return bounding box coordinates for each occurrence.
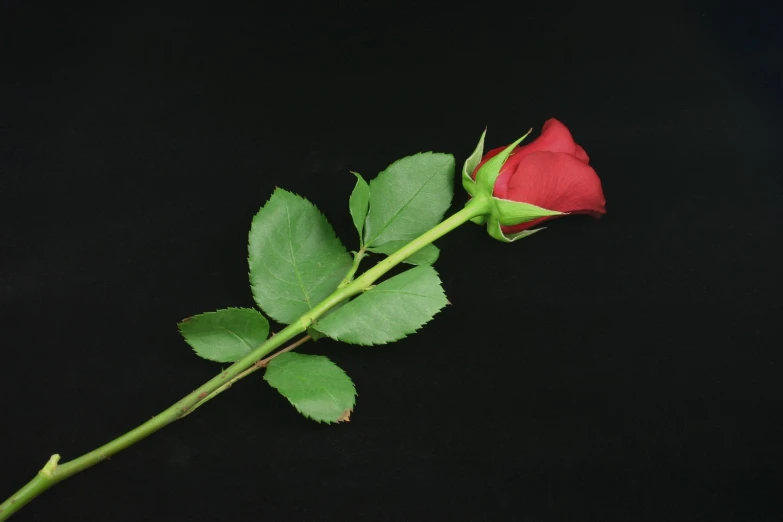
[363,152,455,248]
[178,308,269,363]
[316,265,448,345]
[348,171,370,242]
[462,129,486,196]
[249,188,353,325]
[367,241,439,266]
[264,352,356,424]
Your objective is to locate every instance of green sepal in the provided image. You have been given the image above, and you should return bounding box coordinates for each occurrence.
[491,197,563,226]
[461,129,486,196]
[487,216,545,243]
[475,129,532,195]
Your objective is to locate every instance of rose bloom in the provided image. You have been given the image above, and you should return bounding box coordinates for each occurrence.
[474,119,606,232]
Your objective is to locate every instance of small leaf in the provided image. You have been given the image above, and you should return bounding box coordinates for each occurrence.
[316,265,448,345]
[306,326,327,341]
[249,189,353,325]
[363,152,455,249]
[264,352,357,424]
[178,308,269,363]
[348,171,370,242]
[368,241,439,266]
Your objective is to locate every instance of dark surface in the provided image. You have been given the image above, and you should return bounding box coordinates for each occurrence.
[1,2,781,521]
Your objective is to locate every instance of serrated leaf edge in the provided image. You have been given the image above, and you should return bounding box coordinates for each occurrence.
[264,353,358,424]
[177,307,269,362]
[315,265,449,346]
[364,151,456,248]
[247,187,352,325]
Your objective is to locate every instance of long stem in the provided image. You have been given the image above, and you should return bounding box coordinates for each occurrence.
[0,197,489,521]
[182,334,313,417]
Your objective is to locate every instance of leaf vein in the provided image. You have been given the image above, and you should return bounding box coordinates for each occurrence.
[366,156,451,246]
[282,197,312,309]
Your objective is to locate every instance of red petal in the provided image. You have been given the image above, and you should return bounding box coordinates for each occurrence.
[473,119,590,191]
[515,118,581,158]
[474,119,577,173]
[500,151,606,233]
[574,144,590,164]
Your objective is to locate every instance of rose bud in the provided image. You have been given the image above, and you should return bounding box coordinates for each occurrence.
[462,119,606,242]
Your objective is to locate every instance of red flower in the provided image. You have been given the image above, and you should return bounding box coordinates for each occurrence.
[473,119,606,233]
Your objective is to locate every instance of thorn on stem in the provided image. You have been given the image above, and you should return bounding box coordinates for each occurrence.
[40,454,60,477]
[197,392,207,399]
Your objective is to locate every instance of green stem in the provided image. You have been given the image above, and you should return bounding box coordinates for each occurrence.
[337,248,365,288]
[0,197,490,521]
[351,199,487,288]
[182,334,313,418]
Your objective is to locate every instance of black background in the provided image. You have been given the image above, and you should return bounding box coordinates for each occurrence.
[1,2,781,521]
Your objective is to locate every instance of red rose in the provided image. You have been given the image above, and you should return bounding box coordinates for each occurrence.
[473,119,606,233]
